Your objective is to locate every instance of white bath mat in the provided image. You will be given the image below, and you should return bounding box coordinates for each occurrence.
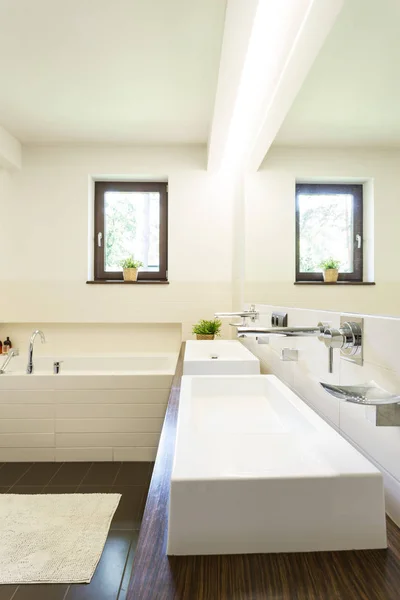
[0,493,121,584]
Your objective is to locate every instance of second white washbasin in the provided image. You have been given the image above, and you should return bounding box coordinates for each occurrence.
[168,374,387,555]
[183,340,260,375]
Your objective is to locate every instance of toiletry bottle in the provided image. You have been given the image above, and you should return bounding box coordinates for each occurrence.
[0,340,2,355]
[3,337,12,354]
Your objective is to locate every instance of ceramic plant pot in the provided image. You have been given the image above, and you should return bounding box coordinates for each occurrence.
[123,268,138,281]
[196,334,215,340]
[323,268,339,283]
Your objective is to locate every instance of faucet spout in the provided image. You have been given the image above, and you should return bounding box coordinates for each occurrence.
[237,326,324,339]
[215,305,259,325]
[26,329,46,374]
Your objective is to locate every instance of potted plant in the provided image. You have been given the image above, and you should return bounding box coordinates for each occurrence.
[192,318,222,340]
[320,258,340,283]
[120,256,143,282]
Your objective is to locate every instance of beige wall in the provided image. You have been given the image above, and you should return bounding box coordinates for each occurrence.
[0,145,234,347]
[3,143,398,353]
[244,146,400,316]
[0,323,182,356]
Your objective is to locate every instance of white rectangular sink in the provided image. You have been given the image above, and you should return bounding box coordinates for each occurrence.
[168,375,387,555]
[183,340,260,375]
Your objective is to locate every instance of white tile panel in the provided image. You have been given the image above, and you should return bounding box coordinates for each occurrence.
[55,447,113,461]
[55,418,164,434]
[51,375,173,390]
[0,404,54,419]
[53,389,170,404]
[55,403,166,419]
[0,419,54,434]
[0,448,55,461]
[0,390,54,404]
[56,433,160,448]
[113,447,157,461]
[363,315,400,373]
[0,433,54,447]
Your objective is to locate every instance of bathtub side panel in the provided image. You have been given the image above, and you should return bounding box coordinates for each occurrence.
[0,355,174,461]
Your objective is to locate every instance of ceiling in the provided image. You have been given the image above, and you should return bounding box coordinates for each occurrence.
[0,0,226,144]
[274,0,400,148]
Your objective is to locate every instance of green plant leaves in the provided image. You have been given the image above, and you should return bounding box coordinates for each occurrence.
[192,319,222,336]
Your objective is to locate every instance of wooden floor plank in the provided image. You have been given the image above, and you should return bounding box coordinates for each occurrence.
[128,342,400,600]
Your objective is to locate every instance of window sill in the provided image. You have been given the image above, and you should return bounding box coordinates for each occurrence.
[294,281,375,285]
[86,280,169,285]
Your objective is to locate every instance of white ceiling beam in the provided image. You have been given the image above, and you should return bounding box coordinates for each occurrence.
[207,0,260,172]
[208,0,344,173]
[0,125,21,170]
[247,0,344,171]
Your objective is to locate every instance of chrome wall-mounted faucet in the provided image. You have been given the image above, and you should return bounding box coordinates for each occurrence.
[236,318,363,368]
[320,317,363,366]
[26,329,46,374]
[215,304,259,326]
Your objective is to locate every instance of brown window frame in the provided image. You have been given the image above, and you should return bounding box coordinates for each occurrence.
[94,181,168,281]
[295,183,363,282]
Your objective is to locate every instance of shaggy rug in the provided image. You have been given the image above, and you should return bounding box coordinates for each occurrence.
[0,493,121,584]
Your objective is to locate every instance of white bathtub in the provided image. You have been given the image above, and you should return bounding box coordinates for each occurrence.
[168,374,387,555]
[0,354,176,378]
[0,353,177,462]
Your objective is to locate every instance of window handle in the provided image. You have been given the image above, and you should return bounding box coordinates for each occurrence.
[356,234,362,249]
[98,232,103,247]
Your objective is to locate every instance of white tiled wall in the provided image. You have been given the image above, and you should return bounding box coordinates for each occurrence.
[243,303,400,526]
[0,384,171,462]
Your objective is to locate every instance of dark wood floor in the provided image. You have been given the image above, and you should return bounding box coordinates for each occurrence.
[0,460,153,600]
[128,343,400,600]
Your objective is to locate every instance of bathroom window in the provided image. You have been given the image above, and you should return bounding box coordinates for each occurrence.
[295,183,363,282]
[94,181,168,281]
